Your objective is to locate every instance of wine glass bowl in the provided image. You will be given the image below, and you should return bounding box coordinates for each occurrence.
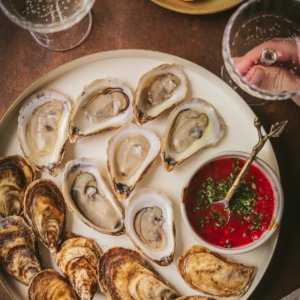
[0,0,95,51]
[222,0,300,105]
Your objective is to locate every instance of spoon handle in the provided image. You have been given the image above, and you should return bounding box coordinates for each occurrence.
[224,117,288,203]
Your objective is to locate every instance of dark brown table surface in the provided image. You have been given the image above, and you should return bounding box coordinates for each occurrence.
[1,0,300,299]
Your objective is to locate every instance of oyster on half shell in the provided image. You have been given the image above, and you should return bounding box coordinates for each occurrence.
[161,98,226,171]
[107,123,160,201]
[54,232,101,300]
[133,64,187,125]
[125,188,175,266]
[0,155,35,218]
[18,90,71,176]
[98,247,180,300]
[24,179,66,250]
[62,158,125,235]
[28,270,79,300]
[177,245,254,298]
[0,216,43,285]
[69,77,134,143]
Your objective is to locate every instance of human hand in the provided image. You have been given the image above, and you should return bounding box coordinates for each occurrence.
[232,38,300,105]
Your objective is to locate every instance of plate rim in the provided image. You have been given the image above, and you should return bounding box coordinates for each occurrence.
[0,49,280,300]
[150,0,245,15]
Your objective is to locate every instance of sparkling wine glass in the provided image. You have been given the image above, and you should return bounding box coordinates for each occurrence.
[0,0,95,51]
[222,0,300,107]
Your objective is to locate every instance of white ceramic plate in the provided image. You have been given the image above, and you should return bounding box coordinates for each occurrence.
[0,50,279,300]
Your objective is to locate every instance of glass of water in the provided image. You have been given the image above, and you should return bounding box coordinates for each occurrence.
[0,0,95,51]
[222,0,300,107]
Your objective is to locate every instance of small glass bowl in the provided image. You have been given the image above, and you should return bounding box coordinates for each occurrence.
[181,151,284,255]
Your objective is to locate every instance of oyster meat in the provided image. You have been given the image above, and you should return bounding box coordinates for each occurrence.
[69,77,134,143]
[98,247,180,300]
[134,64,187,125]
[161,98,226,171]
[0,155,35,218]
[54,232,101,300]
[177,245,254,298]
[24,179,66,250]
[125,188,175,266]
[62,158,125,235]
[0,216,43,285]
[18,90,71,176]
[107,123,160,201]
[28,270,78,300]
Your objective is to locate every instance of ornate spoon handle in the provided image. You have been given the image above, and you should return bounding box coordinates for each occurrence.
[224,117,287,203]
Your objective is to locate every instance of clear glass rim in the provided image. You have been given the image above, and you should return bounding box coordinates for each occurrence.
[222,0,300,101]
[0,0,95,33]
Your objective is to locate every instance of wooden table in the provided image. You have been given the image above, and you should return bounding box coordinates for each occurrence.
[1,0,300,299]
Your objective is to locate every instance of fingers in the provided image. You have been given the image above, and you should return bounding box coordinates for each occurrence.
[232,37,300,76]
[247,69,265,86]
[244,65,300,96]
[234,57,255,76]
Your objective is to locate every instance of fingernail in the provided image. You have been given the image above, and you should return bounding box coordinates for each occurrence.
[250,69,265,87]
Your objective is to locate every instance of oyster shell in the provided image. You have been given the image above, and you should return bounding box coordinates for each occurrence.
[125,188,175,266]
[24,179,66,250]
[62,158,125,235]
[28,270,79,300]
[0,155,35,218]
[18,90,71,176]
[161,98,226,172]
[134,64,187,125]
[54,232,101,300]
[98,247,180,300]
[0,216,43,285]
[178,297,215,300]
[177,245,254,298]
[69,77,134,143]
[107,123,160,201]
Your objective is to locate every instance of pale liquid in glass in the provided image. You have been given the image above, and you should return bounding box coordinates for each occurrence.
[231,15,300,82]
[11,0,86,25]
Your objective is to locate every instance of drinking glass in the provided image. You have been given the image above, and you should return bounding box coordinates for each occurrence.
[0,0,95,51]
[222,0,300,107]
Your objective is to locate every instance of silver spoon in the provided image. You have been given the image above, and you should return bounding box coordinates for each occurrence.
[215,117,287,225]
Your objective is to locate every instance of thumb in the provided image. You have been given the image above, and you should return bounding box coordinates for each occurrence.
[244,65,300,102]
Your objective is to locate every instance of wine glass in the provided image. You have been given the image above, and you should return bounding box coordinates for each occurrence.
[0,0,95,51]
[222,0,300,107]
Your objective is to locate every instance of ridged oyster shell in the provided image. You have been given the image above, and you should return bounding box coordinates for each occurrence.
[133,64,187,125]
[0,155,35,218]
[54,232,101,300]
[68,77,134,143]
[107,123,160,201]
[28,270,78,300]
[178,297,215,300]
[62,158,125,235]
[0,216,43,285]
[18,90,71,176]
[24,179,66,251]
[161,98,226,172]
[177,245,254,298]
[125,188,175,266]
[98,247,180,300]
